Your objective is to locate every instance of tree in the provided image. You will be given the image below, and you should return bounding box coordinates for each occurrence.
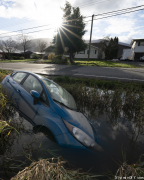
[53,1,87,63]
[36,40,48,59]
[18,34,32,59]
[36,40,47,52]
[100,36,119,60]
[0,38,18,61]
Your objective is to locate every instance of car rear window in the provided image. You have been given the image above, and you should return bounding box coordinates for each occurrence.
[13,72,27,83]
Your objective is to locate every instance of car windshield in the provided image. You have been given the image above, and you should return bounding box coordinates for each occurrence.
[43,79,77,110]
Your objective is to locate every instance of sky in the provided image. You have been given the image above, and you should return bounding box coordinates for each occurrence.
[0,0,144,44]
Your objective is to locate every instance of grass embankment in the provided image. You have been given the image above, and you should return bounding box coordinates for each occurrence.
[0,59,37,63]
[53,76,144,123]
[53,75,144,90]
[34,59,139,68]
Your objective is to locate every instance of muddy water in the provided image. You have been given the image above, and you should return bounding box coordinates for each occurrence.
[0,106,144,180]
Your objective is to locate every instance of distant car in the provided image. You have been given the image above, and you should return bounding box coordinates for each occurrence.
[1,71,102,151]
[140,56,144,61]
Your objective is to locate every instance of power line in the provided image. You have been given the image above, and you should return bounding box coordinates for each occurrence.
[64,5,144,23]
[0,28,54,39]
[0,18,35,29]
[93,4,144,17]
[0,24,51,37]
[0,16,91,37]
[78,0,112,9]
[84,6,144,23]
[0,0,110,29]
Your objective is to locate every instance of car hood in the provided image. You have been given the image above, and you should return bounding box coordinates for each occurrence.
[52,103,95,140]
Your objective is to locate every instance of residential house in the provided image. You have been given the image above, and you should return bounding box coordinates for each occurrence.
[0,49,22,59]
[74,45,99,59]
[21,51,33,59]
[30,52,45,59]
[130,39,144,60]
[91,42,131,58]
[44,46,56,59]
[0,50,4,59]
[75,40,131,59]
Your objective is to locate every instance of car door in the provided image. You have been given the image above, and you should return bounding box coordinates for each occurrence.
[5,72,27,110]
[18,74,44,123]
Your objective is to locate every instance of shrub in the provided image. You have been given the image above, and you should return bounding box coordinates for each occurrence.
[52,55,68,64]
[52,55,62,61]
[48,53,55,60]
[33,54,40,59]
[12,56,19,60]
[20,57,25,60]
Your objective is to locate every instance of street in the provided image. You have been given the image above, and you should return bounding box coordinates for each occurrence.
[0,62,144,83]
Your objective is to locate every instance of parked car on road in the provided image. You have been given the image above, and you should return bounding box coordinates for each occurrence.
[1,71,102,151]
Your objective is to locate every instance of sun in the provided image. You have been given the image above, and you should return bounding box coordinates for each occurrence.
[50,16,63,29]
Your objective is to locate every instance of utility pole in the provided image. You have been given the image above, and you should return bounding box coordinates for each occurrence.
[88,14,94,61]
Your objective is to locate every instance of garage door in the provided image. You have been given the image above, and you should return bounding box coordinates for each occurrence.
[134,53,144,60]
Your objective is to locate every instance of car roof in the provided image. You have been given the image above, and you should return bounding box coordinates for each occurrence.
[13,70,58,86]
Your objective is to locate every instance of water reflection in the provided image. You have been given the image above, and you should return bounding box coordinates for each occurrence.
[0,86,144,179]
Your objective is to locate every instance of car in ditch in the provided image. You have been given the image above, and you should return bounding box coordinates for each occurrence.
[1,71,103,151]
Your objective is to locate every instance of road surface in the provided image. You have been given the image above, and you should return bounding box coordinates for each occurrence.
[0,62,144,83]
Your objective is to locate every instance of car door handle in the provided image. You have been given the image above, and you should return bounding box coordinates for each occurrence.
[17,89,21,94]
[7,79,9,82]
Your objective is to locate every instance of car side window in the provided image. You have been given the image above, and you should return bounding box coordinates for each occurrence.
[13,72,27,84]
[39,91,48,104]
[22,75,43,94]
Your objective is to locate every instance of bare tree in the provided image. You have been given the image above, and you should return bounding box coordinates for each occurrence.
[18,33,32,59]
[36,40,47,59]
[0,38,18,61]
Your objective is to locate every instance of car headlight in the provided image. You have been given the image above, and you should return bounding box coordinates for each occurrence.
[63,119,103,151]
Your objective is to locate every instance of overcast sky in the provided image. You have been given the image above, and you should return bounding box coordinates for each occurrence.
[0,0,144,44]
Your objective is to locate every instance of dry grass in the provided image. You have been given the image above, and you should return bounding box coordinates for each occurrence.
[11,157,102,180]
[115,155,144,178]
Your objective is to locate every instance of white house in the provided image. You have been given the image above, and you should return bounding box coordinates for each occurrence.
[75,45,99,59]
[30,52,45,59]
[130,39,144,60]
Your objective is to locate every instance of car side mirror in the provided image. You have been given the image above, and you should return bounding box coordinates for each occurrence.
[30,90,40,99]
[30,90,40,105]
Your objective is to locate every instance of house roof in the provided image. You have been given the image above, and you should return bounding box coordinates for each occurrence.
[86,38,131,46]
[21,51,33,54]
[89,41,131,48]
[0,49,21,53]
[32,52,45,55]
[118,42,131,47]
[130,38,144,45]
[87,44,99,49]
[45,46,55,52]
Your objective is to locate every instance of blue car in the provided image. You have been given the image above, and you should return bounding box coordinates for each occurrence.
[1,71,102,151]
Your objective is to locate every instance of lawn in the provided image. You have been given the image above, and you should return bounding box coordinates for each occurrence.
[74,60,139,68]
[31,59,140,68]
[0,59,37,63]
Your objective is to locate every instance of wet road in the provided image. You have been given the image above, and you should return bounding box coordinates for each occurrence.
[0,62,144,82]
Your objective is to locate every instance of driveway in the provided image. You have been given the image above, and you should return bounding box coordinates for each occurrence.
[0,62,144,83]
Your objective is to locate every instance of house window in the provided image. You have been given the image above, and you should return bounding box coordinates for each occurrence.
[140,42,144,46]
[87,50,96,54]
[77,50,85,54]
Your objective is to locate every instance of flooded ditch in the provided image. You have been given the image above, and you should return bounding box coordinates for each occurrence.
[0,80,144,179]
